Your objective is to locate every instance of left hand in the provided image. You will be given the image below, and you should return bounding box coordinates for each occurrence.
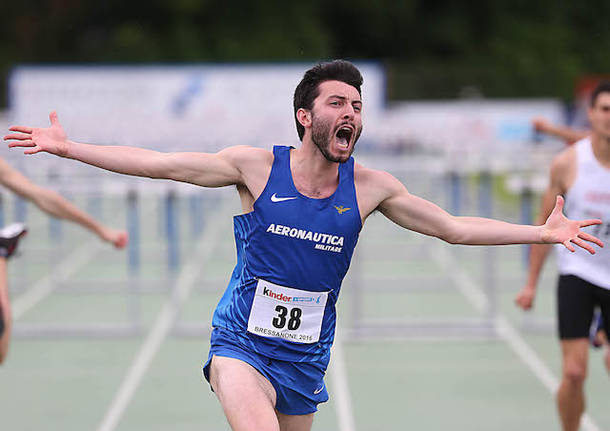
[540,195,603,253]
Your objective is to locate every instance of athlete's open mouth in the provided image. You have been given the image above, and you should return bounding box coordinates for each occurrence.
[335,125,354,148]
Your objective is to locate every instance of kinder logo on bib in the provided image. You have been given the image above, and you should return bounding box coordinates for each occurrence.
[262,286,292,303]
[263,286,322,304]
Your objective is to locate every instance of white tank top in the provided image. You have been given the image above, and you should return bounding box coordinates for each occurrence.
[556,138,610,289]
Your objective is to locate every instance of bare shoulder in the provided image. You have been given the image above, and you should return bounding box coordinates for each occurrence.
[354,161,406,217]
[355,162,404,192]
[549,145,577,191]
[218,145,273,168]
[551,145,577,171]
[217,146,274,199]
[214,145,274,184]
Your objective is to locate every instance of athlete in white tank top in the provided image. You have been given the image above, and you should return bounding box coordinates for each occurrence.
[515,82,610,431]
[557,138,610,289]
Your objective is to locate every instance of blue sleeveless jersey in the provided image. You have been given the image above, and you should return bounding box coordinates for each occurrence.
[211,146,362,363]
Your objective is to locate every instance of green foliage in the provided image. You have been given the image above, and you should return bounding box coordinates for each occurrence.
[0,0,609,105]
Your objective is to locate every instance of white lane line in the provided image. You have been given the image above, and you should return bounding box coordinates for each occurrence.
[495,317,559,391]
[430,245,602,431]
[12,242,102,319]
[96,209,226,431]
[329,327,356,431]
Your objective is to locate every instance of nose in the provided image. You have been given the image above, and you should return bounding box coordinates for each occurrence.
[342,105,355,120]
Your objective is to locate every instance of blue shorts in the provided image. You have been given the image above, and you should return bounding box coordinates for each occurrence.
[203,328,329,415]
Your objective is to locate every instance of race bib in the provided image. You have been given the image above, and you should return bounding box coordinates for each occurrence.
[247,279,328,344]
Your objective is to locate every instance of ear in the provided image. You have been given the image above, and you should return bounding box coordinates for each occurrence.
[296,108,312,129]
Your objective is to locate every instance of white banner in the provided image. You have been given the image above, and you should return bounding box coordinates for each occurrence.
[9,63,385,153]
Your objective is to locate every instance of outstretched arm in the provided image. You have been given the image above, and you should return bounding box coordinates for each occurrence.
[0,157,127,248]
[4,112,242,187]
[532,117,589,145]
[372,170,602,250]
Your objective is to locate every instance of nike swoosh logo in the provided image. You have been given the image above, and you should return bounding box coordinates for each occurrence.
[314,386,325,395]
[271,193,297,203]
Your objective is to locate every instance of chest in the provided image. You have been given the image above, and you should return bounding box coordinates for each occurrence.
[291,174,338,200]
[256,193,360,237]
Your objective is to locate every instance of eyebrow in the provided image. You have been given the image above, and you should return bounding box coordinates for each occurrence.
[328,95,362,104]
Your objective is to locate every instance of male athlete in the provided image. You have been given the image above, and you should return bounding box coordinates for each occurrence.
[5,60,603,431]
[531,112,609,361]
[515,81,610,431]
[0,156,127,364]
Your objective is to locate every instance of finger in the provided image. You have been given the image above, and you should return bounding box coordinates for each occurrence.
[49,111,59,125]
[563,240,575,252]
[4,133,31,141]
[548,195,564,219]
[8,140,35,148]
[23,147,42,155]
[579,218,602,227]
[571,238,595,254]
[8,126,33,133]
[578,232,604,247]
[553,195,564,213]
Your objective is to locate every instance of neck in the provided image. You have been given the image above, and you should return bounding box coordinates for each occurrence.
[290,139,341,198]
[591,133,610,167]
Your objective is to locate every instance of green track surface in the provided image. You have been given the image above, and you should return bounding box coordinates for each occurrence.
[1,185,608,431]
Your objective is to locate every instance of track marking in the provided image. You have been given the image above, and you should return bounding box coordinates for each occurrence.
[96,205,226,431]
[12,242,102,319]
[431,245,602,431]
[329,326,356,431]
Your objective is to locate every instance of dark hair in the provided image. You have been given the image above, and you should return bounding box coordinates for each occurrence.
[590,81,610,107]
[293,60,363,141]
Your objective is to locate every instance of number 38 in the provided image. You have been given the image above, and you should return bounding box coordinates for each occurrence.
[272,305,302,330]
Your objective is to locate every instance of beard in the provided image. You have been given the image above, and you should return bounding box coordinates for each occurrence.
[311,114,362,163]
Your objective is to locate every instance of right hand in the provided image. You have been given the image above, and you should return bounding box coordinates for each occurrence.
[4,111,70,156]
[515,286,536,310]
